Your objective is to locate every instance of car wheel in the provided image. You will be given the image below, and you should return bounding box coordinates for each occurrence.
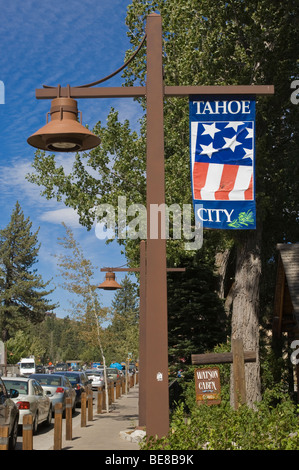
[44,406,52,427]
[8,418,18,450]
[33,413,38,434]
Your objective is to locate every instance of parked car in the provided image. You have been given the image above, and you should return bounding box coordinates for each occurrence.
[54,362,68,372]
[0,377,19,449]
[128,365,136,375]
[2,376,52,434]
[97,367,121,383]
[85,369,113,390]
[54,371,90,406]
[30,373,76,415]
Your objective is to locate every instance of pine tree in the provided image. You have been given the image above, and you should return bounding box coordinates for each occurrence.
[108,276,139,361]
[0,202,56,344]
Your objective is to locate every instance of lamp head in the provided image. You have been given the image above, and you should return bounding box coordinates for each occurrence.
[97,272,122,290]
[27,97,101,152]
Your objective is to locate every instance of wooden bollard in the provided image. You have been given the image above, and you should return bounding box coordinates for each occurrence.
[22,414,33,450]
[108,383,112,404]
[81,392,87,427]
[88,389,93,421]
[102,386,106,410]
[65,397,72,441]
[54,402,63,450]
[0,425,9,450]
[97,387,103,414]
[122,377,125,394]
[116,380,120,399]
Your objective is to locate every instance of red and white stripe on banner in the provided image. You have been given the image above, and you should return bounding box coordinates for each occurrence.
[192,161,253,201]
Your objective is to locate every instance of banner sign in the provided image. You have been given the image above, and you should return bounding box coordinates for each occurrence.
[190,95,256,229]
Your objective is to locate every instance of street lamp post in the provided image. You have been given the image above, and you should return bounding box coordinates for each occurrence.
[28,13,274,438]
[98,240,185,429]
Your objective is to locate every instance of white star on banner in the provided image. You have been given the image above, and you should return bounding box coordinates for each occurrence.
[222,135,242,152]
[201,122,221,139]
[245,127,254,139]
[242,148,253,160]
[200,142,217,159]
[225,121,244,131]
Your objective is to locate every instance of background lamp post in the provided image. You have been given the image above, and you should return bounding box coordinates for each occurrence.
[98,240,185,430]
[28,13,274,438]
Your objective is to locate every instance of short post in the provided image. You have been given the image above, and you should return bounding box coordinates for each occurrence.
[97,387,103,414]
[88,389,93,421]
[65,397,72,440]
[22,414,33,450]
[102,387,106,410]
[0,425,9,450]
[54,402,63,450]
[116,379,120,399]
[81,392,87,427]
[232,338,246,409]
[110,382,114,403]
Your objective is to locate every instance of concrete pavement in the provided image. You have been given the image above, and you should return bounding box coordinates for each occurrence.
[57,385,143,451]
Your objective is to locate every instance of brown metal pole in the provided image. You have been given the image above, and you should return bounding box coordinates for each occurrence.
[145,13,169,439]
[138,240,146,428]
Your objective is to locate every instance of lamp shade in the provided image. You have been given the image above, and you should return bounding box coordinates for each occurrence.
[97,272,122,290]
[27,97,101,152]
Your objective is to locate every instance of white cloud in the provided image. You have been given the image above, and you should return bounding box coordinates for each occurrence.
[39,207,81,228]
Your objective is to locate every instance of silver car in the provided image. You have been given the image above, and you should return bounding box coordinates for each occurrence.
[0,377,19,449]
[30,373,76,415]
[85,369,113,390]
[97,367,121,383]
[2,376,52,434]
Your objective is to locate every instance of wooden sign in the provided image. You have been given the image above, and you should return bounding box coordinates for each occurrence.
[195,367,221,405]
[192,339,257,409]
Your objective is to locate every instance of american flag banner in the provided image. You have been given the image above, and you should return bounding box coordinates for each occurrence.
[189,95,256,229]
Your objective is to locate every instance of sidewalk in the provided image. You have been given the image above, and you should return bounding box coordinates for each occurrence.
[59,385,143,451]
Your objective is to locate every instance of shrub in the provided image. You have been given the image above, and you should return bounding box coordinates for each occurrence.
[141,386,299,450]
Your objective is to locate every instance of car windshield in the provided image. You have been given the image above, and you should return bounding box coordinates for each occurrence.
[21,363,34,369]
[3,379,28,395]
[87,372,102,377]
[62,374,80,384]
[33,375,62,386]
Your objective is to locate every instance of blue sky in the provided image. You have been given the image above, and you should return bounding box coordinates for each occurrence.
[0,0,142,318]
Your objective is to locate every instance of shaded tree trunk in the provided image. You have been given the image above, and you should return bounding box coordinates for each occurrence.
[230,230,262,408]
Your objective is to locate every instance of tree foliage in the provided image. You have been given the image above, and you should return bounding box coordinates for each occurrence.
[55,224,109,355]
[0,202,56,343]
[104,275,140,362]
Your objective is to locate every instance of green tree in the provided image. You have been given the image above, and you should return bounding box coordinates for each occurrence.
[0,202,56,346]
[56,224,112,409]
[108,275,139,361]
[167,251,229,366]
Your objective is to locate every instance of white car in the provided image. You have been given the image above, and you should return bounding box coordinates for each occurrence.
[85,369,114,390]
[2,376,52,434]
